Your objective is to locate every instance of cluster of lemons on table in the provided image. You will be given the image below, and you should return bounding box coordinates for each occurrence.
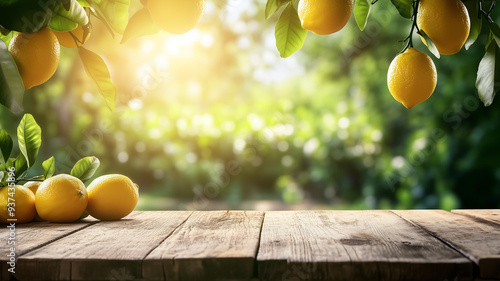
[0,174,139,223]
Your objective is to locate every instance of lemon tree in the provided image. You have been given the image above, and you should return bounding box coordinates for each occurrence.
[265,0,500,108]
[1,0,500,111]
[0,0,131,113]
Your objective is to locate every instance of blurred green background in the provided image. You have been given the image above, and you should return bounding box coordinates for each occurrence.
[1,0,499,210]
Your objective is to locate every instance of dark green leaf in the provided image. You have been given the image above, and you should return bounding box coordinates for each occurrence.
[17,114,42,168]
[465,0,481,50]
[71,156,100,182]
[265,0,290,19]
[62,0,71,10]
[390,0,413,19]
[0,129,13,165]
[418,29,440,59]
[42,156,55,179]
[78,47,116,111]
[0,39,24,114]
[354,0,372,31]
[488,22,500,48]
[476,36,500,106]
[275,3,307,58]
[14,153,27,179]
[50,0,89,32]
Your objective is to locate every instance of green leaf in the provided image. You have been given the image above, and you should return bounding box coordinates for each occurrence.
[14,153,27,179]
[78,0,91,7]
[476,36,500,106]
[78,47,116,111]
[42,156,55,179]
[418,29,440,59]
[50,0,89,32]
[265,0,290,19]
[0,39,24,114]
[121,8,160,44]
[390,0,413,19]
[17,114,42,168]
[354,0,372,31]
[91,0,130,34]
[487,22,500,48]
[275,3,307,58]
[0,129,13,165]
[465,0,481,50]
[0,31,16,47]
[70,156,100,182]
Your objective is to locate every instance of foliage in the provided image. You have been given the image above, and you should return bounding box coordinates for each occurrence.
[0,114,100,187]
[0,0,123,113]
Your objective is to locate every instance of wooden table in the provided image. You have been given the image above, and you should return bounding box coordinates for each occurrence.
[1,210,499,281]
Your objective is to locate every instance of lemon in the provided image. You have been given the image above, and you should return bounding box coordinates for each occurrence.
[387,48,437,109]
[35,174,88,223]
[53,25,91,48]
[0,185,36,224]
[146,0,206,34]
[417,0,470,55]
[87,174,139,221]
[8,28,60,89]
[24,181,44,221]
[298,0,353,35]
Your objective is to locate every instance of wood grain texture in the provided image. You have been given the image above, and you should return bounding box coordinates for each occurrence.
[15,211,192,281]
[143,211,264,280]
[452,209,500,225]
[0,218,96,281]
[257,210,473,281]
[394,210,500,279]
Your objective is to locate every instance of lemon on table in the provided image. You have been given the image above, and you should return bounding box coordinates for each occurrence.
[35,174,88,223]
[0,185,36,224]
[298,0,353,35]
[417,0,470,55]
[87,174,139,221]
[146,0,206,34]
[24,181,44,221]
[53,25,91,48]
[387,48,437,109]
[8,28,60,89]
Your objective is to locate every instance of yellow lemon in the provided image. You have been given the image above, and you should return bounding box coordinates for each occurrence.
[35,174,88,222]
[8,28,60,89]
[87,174,139,221]
[417,0,470,55]
[298,0,353,35]
[387,48,437,109]
[146,0,206,34]
[0,185,36,224]
[24,181,44,221]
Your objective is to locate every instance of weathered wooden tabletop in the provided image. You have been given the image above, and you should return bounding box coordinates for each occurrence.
[1,210,499,281]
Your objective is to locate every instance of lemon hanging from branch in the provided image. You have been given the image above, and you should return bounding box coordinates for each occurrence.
[298,0,354,35]
[387,48,437,109]
[417,0,470,55]
[146,0,206,35]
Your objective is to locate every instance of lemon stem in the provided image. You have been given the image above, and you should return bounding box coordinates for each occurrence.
[402,0,420,53]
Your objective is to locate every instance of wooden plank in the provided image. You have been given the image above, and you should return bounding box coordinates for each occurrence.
[143,211,264,280]
[15,211,192,280]
[0,218,96,281]
[257,210,473,281]
[452,209,500,225]
[394,210,500,279]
